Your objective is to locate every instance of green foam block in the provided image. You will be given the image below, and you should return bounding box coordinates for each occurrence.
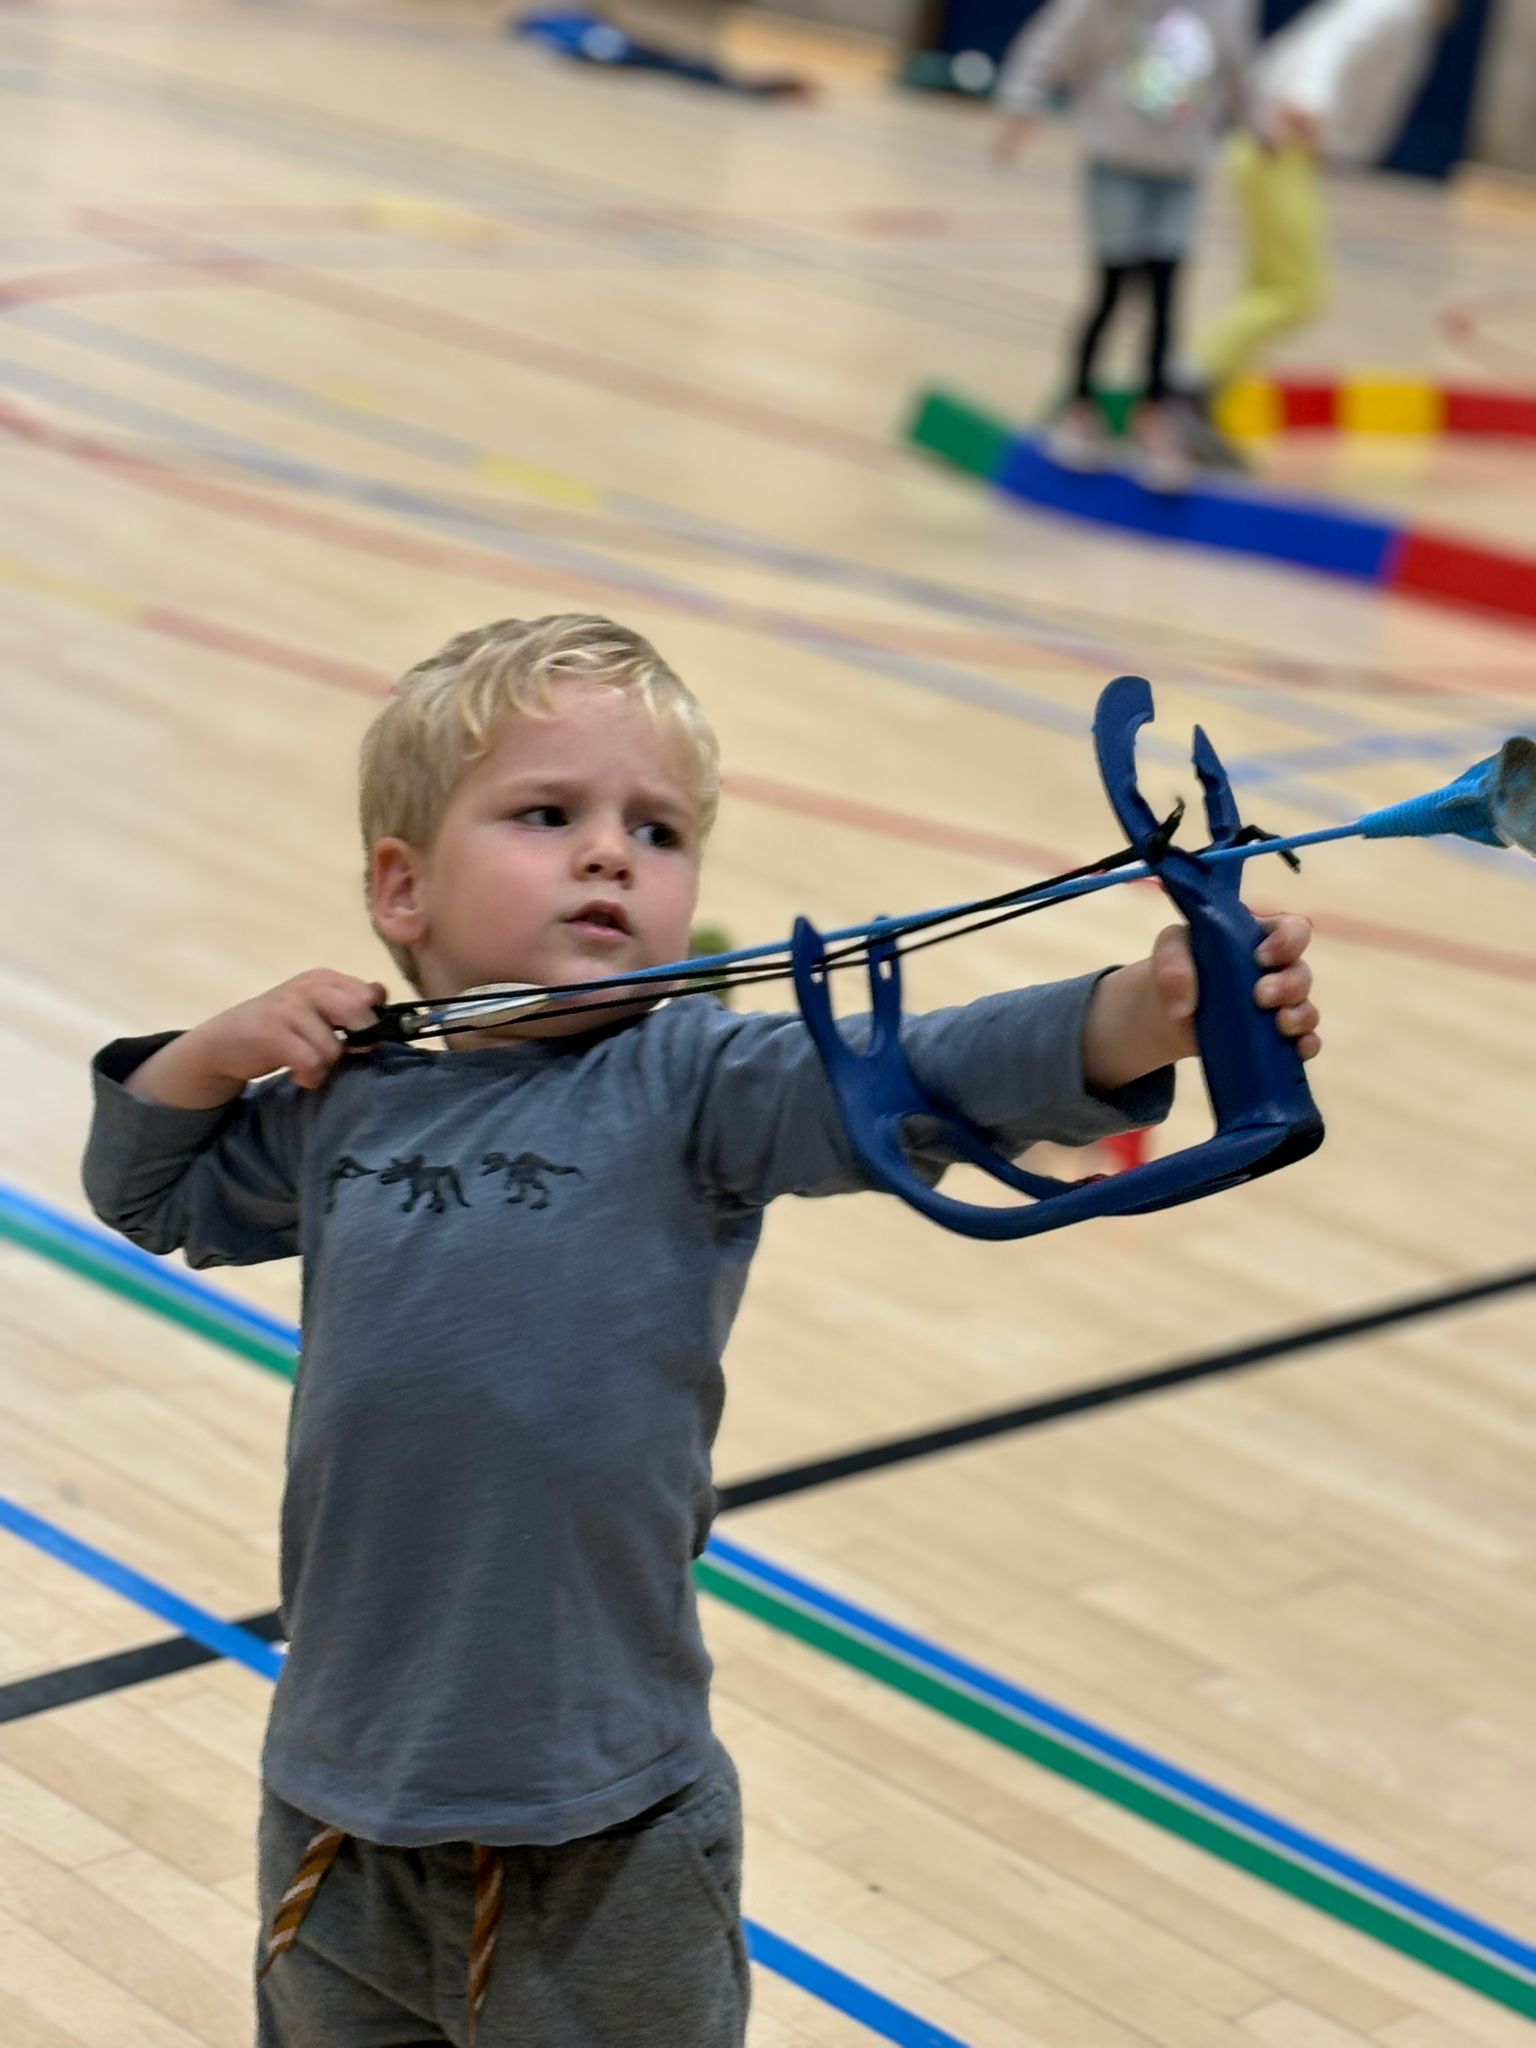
[905,387,1015,478]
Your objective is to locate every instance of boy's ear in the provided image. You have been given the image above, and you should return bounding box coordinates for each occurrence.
[370,838,427,946]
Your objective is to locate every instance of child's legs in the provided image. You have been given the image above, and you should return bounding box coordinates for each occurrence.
[1072,165,1156,395]
[1141,258,1179,401]
[1070,261,1135,399]
[1195,135,1327,390]
[497,1741,749,2048]
[1134,177,1197,403]
[1079,169,1197,403]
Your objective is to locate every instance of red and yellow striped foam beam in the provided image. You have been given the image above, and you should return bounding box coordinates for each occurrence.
[1217,375,1536,440]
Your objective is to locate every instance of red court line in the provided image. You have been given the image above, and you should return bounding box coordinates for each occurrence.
[724,770,1067,870]
[0,396,724,609]
[8,525,1531,985]
[8,269,1535,980]
[86,213,899,473]
[0,396,1115,692]
[1442,290,1536,385]
[139,605,386,697]
[0,261,231,312]
[71,202,1081,244]
[14,258,1536,710]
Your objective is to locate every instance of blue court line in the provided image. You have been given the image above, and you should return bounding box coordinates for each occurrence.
[743,1926,969,2048]
[7,295,1507,765]
[0,1493,286,1681]
[0,69,1496,715]
[0,1488,971,2048]
[8,346,1535,902]
[0,1180,298,1347]
[0,64,1033,346]
[12,268,1533,830]
[10,1179,1534,1984]
[706,1536,1536,1981]
[1226,723,1516,787]
[0,300,1166,679]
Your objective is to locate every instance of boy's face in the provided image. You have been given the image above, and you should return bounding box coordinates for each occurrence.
[372,681,704,1038]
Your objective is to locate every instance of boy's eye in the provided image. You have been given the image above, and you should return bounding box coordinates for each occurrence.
[516,805,568,828]
[637,821,685,850]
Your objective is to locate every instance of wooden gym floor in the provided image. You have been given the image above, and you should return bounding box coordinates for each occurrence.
[1,0,1534,2041]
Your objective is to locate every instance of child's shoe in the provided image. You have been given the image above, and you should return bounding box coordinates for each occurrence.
[1130,403,1194,494]
[1045,399,1112,472]
[1173,396,1251,473]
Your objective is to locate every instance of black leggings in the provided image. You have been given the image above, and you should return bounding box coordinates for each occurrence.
[1072,258,1180,405]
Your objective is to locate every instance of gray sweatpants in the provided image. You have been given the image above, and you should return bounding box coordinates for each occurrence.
[255,1745,750,2048]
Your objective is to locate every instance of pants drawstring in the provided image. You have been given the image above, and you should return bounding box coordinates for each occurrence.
[467,1844,506,2047]
[261,1823,507,2044]
[258,1824,346,1980]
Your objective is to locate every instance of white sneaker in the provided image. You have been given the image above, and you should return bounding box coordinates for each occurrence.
[1045,401,1112,472]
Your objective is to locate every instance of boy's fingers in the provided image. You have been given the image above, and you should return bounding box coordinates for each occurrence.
[1256,962,1312,1008]
[317,980,387,1031]
[1254,912,1312,967]
[1277,1002,1320,1038]
[289,1018,345,1085]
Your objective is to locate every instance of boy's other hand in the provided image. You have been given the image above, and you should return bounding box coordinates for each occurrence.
[127,971,387,1108]
[198,971,390,1089]
[1152,914,1321,1062]
[1084,915,1320,1094]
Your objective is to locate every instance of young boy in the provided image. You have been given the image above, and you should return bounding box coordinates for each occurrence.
[82,613,1320,2048]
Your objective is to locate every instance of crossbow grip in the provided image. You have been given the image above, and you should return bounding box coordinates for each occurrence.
[791,919,1318,1242]
[790,674,1324,1242]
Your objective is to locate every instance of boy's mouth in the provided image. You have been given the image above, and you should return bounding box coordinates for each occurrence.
[565,900,632,938]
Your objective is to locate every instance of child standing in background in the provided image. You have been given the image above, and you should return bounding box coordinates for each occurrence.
[1180,0,1450,467]
[993,0,1255,489]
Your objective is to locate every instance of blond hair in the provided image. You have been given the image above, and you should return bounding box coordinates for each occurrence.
[361,614,719,989]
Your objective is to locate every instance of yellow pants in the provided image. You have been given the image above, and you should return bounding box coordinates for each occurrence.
[1195,134,1328,391]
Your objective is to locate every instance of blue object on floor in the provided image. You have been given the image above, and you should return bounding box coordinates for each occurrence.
[994,434,1402,583]
[512,9,641,61]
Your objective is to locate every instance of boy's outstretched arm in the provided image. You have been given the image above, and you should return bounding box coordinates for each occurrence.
[1082,913,1320,1094]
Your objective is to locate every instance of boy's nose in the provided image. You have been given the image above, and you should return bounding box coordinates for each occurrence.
[577,829,630,879]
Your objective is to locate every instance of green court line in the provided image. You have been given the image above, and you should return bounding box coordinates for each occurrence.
[10,1194,1535,2020]
[697,1557,1536,2019]
[0,1202,296,1378]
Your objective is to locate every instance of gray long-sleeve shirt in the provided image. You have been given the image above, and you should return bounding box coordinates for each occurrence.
[83,980,1171,1847]
[998,0,1254,178]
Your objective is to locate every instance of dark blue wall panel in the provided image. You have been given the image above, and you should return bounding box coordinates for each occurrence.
[924,0,1492,179]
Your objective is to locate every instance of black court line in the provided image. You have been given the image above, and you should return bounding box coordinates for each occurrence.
[0,1609,286,1724]
[719,1261,1536,1507]
[3,1262,1531,1725]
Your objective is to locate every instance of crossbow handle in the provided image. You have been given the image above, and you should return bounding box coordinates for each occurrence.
[1095,677,1323,1163]
[790,676,1323,1242]
[792,918,1314,1240]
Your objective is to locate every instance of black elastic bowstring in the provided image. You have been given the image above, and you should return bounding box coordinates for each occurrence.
[368,813,1184,1042]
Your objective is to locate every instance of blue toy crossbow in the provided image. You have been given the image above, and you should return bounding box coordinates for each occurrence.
[349,678,1536,1241]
